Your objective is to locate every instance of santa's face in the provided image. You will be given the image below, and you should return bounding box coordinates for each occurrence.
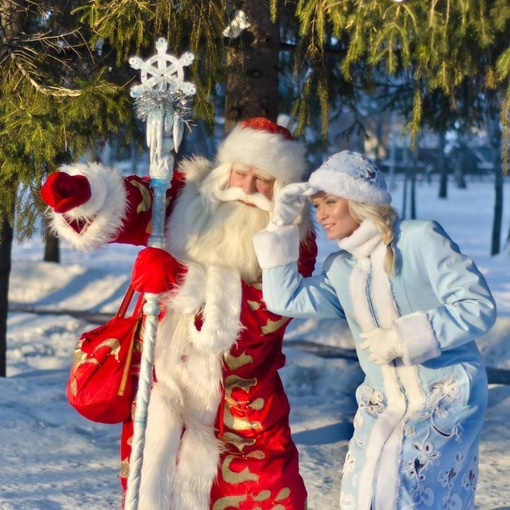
[228,163,275,200]
[210,163,275,212]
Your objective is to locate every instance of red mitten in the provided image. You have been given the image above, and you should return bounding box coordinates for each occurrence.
[132,247,180,294]
[41,172,92,213]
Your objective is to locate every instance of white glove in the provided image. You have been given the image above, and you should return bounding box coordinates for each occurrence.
[272,182,315,226]
[359,327,403,364]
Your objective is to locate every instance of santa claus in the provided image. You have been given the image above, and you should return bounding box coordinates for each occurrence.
[41,118,317,509]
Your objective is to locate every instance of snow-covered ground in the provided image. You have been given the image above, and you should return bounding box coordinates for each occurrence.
[3,175,510,509]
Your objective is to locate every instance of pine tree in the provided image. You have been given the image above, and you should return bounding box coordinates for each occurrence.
[78,1,510,166]
[290,1,510,152]
[2,1,509,376]
[0,0,140,376]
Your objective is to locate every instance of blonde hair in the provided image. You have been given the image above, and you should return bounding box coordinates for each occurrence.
[348,201,399,276]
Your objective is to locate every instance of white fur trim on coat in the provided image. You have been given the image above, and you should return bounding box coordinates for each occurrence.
[48,162,128,251]
[164,263,244,354]
[188,266,244,354]
[394,311,441,365]
[253,225,300,269]
[139,312,224,509]
[178,156,214,183]
[166,261,206,315]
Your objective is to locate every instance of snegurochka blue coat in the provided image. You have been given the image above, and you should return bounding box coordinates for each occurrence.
[253,218,497,510]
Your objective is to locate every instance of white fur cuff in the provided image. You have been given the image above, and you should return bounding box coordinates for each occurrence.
[49,162,128,251]
[394,311,441,365]
[253,224,300,269]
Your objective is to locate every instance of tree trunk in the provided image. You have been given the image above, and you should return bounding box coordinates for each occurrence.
[492,167,503,255]
[401,173,408,220]
[1,0,27,377]
[410,154,417,220]
[43,219,60,263]
[486,108,503,256]
[0,215,14,377]
[224,2,280,132]
[438,133,448,199]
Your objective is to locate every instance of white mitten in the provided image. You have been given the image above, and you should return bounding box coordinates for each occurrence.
[272,182,315,226]
[360,327,402,364]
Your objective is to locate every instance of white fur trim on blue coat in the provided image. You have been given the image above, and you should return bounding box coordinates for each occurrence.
[394,311,441,365]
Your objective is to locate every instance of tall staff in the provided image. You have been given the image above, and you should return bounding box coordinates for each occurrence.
[125,37,195,509]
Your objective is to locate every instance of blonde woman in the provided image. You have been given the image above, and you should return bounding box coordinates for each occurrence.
[253,151,496,510]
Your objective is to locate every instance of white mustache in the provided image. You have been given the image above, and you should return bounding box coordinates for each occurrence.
[214,187,273,212]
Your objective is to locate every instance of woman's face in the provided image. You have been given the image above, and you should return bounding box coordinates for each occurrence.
[311,192,360,240]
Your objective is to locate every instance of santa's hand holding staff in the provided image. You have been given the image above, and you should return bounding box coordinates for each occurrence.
[41,47,318,508]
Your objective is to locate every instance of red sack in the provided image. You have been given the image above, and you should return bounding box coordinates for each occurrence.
[67,285,144,424]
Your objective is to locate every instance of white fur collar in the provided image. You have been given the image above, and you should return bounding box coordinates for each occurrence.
[338,219,382,259]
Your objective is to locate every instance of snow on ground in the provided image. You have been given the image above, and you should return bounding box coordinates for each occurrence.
[3,175,510,509]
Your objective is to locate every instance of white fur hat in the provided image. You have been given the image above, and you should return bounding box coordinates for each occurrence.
[216,118,306,184]
[308,150,391,205]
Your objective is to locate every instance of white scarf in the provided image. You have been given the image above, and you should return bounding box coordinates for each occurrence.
[338,218,398,332]
[337,218,382,259]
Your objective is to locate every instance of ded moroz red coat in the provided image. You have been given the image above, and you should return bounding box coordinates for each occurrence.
[47,155,317,510]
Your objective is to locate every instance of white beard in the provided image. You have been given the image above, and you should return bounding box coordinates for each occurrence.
[167,181,271,283]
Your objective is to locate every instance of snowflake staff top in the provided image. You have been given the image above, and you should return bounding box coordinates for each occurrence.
[129,37,196,180]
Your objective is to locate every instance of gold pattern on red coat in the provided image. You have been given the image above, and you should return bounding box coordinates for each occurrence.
[224,351,253,370]
[212,495,247,510]
[248,299,260,311]
[225,374,257,396]
[146,218,153,236]
[223,411,260,433]
[275,488,291,501]
[212,486,291,509]
[221,431,256,452]
[120,457,130,479]
[221,452,263,484]
[249,398,264,411]
[223,375,263,432]
[223,402,263,432]
[262,317,290,335]
[130,180,152,213]
[224,375,264,424]
[253,490,271,501]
